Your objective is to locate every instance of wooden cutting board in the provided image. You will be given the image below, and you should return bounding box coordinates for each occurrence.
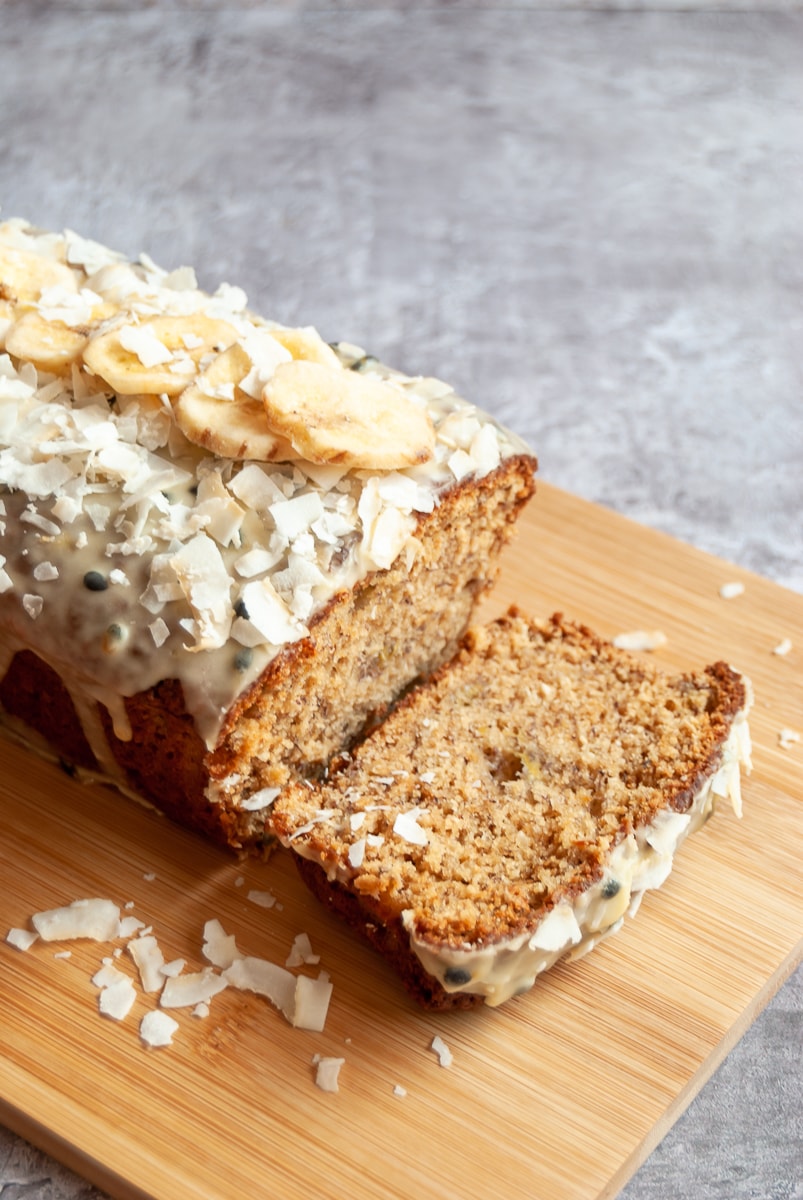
[1,482,801,1200]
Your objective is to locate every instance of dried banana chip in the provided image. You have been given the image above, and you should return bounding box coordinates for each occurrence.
[174,388,293,462]
[6,300,117,373]
[174,342,294,461]
[0,243,78,304]
[266,324,342,369]
[262,361,436,469]
[83,313,239,396]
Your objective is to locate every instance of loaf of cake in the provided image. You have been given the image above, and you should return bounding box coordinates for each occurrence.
[0,219,537,851]
[270,611,752,1008]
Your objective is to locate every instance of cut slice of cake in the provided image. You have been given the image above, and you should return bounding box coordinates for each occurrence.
[270,610,753,1009]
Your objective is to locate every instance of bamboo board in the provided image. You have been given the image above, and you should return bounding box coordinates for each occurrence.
[0,482,801,1200]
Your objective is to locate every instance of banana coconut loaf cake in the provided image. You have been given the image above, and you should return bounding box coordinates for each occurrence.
[270,611,753,1009]
[0,218,536,851]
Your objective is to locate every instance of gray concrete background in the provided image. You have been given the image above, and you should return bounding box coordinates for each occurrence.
[0,4,801,1198]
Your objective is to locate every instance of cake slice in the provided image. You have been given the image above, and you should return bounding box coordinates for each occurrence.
[270,611,753,1009]
[0,219,536,852]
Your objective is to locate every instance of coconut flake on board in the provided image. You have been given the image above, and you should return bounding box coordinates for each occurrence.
[313,1055,345,1093]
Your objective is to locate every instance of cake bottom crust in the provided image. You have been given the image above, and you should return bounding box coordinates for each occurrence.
[294,855,482,1010]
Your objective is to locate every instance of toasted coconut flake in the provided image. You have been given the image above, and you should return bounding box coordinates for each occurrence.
[140,1010,179,1048]
[32,898,120,942]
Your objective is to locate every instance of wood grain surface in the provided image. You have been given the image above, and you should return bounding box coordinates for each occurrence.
[1,482,801,1200]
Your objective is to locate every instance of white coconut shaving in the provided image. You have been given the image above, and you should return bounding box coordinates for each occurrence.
[222,955,296,1023]
[313,1055,345,1093]
[612,630,667,652]
[6,927,38,951]
[32,898,121,942]
[286,932,320,969]
[719,581,745,599]
[97,976,138,1021]
[293,973,333,1032]
[202,918,241,969]
[140,1010,179,1048]
[430,1035,453,1068]
[160,968,228,1009]
[128,934,166,993]
[393,807,429,846]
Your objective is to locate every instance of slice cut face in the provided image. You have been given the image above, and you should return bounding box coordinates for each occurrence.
[270,611,752,1009]
[263,360,436,469]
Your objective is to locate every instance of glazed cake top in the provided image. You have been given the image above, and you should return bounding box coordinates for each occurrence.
[0,219,533,746]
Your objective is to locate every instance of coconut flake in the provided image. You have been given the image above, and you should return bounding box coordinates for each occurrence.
[118,323,174,368]
[612,630,668,652]
[778,728,800,750]
[202,919,241,969]
[393,807,429,846]
[160,969,228,1009]
[773,638,793,656]
[430,1035,453,1068]
[98,976,138,1021]
[247,889,277,909]
[239,786,281,812]
[313,1055,344,1093]
[719,581,745,599]
[270,492,324,542]
[6,927,38,951]
[347,837,367,869]
[118,915,146,939]
[32,898,120,942]
[128,934,166,993]
[293,972,333,1032]
[285,932,320,969]
[529,903,582,953]
[169,531,232,650]
[235,577,306,647]
[222,955,296,1023]
[159,958,186,978]
[140,1010,179,1048]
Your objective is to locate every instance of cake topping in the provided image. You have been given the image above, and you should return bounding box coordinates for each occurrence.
[0,219,530,750]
